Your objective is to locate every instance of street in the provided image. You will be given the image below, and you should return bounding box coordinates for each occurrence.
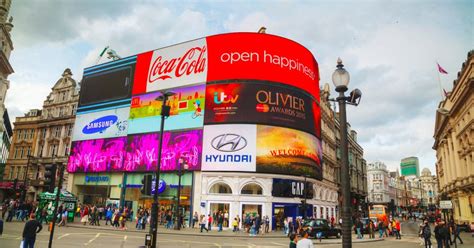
[1,219,472,247]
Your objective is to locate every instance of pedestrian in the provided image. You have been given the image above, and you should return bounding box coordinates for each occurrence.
[289,233,298,248]
[217,212,224,232]
[200,215,208,233]
[236,214,241,231]
[356,218,363,239]
[434,222,443,248]
[453,223,463,244]
[422,221,432,248]
[80,206,89,226]
[57,210,67,227]
[232,217,238,232]
[395,219,401,239]
[105,207,112,225]
[264,215,270,233]
[192,211,198,228]
[22,214,42,248]
[378,220,384,238]
[440,221,451,248]
[208,214,213,231]
[369,220,375,239]
[296,230,314,248]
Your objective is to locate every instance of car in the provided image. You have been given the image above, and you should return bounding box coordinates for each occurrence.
[303,219,342,239]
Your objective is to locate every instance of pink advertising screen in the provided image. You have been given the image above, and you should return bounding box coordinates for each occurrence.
[67,129,203,173]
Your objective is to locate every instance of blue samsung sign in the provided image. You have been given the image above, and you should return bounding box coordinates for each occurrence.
[85,176,110,183]
[82,115,118,134]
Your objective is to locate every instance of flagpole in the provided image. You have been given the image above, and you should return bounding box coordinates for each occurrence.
[436,61,445,100]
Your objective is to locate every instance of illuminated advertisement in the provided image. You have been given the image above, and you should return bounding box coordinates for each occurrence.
[128,84,205,134]
[201,124,257,172]
[256,125,322,180]
[132,33,319,100]
[68,129,203,173]
[132,38,207,95]
[204,82,320,137]
[72,107,130,141]
[125,129,203,172]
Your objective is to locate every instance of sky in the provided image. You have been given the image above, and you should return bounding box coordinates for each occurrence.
[5,0,473,173]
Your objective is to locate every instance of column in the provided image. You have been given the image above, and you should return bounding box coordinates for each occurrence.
[450,131,460,180]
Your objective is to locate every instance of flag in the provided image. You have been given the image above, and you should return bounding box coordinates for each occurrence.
[437,63,448,74]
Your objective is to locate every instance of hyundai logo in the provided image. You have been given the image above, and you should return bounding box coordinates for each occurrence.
[211,134,247,152]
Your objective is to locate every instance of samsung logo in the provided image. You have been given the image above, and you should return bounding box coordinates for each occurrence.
[82,115,118,134]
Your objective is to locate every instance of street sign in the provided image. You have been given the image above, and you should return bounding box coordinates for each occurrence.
[439,200,453,209]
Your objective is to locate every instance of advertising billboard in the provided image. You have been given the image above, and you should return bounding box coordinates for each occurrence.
[80,57,136,109]
[204,82,320,137]
[68,129,203,173]
[132,38,208,95]
[256,125,322,180]
[72,106,130,141]
[201,124,257,172]
[272,178,314,198]
[132,33,319,100]
[128,84,205,134]
[206,33,320,100]
[125,129,203,172]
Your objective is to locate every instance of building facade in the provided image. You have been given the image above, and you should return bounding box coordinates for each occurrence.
[419,168,438,208]
[0,0,14,194]
[2,69,79,202]
[433,50,474,224]
[367,161,390,204]
[335,115,367,217]
[400,156,420,178]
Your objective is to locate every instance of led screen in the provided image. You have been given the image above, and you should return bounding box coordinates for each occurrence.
[128,84,205,134]
[67,129,203,173]
[80,64,134,107]
[72,106,130,141]
[256,125,322,180]
[204,82,320,138]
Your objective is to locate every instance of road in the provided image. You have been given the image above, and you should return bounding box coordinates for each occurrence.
[1,220,472,247]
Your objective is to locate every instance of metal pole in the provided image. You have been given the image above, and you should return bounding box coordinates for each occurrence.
[175,158,182,230]
[150,95,168,248]
[303,176,307,219]
[48,163,64,248]
[337,90,352,248]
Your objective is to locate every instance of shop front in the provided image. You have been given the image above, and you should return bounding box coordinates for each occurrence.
[71,173,123,206]
[124,172,193,225]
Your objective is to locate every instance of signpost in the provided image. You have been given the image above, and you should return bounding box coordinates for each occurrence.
[439,200,453,209]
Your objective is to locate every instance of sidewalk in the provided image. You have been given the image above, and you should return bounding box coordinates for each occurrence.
[66,221,384,243]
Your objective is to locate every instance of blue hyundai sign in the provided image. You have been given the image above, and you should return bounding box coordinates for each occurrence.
[82,115,118,134]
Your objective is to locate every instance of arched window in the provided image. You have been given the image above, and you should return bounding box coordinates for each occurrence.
[240,183,263,195]
[209,182,232,194]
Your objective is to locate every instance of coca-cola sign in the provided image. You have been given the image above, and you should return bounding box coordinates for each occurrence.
[133,38,208,94]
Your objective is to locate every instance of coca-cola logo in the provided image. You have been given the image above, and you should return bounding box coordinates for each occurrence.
[148,46,207,83]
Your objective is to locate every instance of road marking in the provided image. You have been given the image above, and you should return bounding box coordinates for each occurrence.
[124,235,127,241]
[57,233,70,239]
[84,233,101,246]
[271,242,287,246]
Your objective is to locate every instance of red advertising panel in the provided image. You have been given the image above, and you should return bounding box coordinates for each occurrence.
[204,81,321,138]
[206,33,320,100]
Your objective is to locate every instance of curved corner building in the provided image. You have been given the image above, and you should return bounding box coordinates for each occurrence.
[68,32,332,230]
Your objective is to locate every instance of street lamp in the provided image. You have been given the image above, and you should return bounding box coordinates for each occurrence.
[331,58,362,248]
[175,157,188,230]
[21,155,36,202]
[149,91,175,248]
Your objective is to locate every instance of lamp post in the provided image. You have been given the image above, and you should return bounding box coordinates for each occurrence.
[175,157,188,230]
[21,155,35,202]
[149,91,175,248]
[331,58,362,248]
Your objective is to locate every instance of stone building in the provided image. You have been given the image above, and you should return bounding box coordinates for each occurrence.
[0,0,14,195]
[367,161,390,204]
[2,69,79,201]
[419,168,438,208]
[433,50,473,224]
[335,106,368,217]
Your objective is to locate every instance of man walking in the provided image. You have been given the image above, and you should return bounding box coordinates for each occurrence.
[422,221,432,248]
[453,222,463,244]
[297,230,314,248]
[22,214,42,248]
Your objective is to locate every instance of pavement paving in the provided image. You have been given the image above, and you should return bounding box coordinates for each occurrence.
[1,218,472,248]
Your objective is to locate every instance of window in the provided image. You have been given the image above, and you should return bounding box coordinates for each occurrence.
[71,104,77,115]
[54,126,61,138]
[37,144,43,157]
[64,144,70,156]
[29,129,35,139]
[67,125,73,136]
[23,130,29,140]
[241,183,263,195]
[19,147,24,158]
[59,107,64,116]
[9,166,14,179]
[17,130,22,140]
[41,128,47,139]
[50,144,58,157]
[27,146,31,156]
[209,183,232,194]
[62,91,67,101]
[13,147,18,159]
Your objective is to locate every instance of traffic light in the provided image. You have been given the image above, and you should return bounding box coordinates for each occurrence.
[141,174,152,195]
[44,164,57,193]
